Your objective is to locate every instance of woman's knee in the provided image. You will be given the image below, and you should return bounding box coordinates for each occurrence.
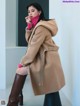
[16,66,29,75]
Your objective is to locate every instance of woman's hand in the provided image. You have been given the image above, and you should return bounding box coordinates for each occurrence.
[25,16,33,30]
[18,63,23,68]
[25,16,32,23]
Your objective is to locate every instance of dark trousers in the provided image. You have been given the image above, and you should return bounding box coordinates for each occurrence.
[43,91,62,106]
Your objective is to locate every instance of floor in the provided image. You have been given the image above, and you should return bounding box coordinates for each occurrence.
[0,79,71,106]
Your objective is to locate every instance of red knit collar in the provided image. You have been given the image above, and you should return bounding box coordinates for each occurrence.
[31,15,40,27]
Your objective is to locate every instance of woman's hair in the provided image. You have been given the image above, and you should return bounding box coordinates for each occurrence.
[26,2,46,21]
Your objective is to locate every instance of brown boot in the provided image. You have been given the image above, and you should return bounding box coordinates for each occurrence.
[7,73,27,106]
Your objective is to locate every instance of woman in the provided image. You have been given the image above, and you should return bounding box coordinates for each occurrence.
[7,2,65,106]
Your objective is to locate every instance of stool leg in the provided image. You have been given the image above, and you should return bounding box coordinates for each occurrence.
[43,92,62,106]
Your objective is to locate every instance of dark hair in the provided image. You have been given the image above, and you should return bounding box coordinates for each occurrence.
[26,2,46,21]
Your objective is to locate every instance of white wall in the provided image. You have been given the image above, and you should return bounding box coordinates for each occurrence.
[0,0,6,89]
[6,0,18,47]
[49,0,80,105]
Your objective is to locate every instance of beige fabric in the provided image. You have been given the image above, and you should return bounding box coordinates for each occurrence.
[19,19,65,95]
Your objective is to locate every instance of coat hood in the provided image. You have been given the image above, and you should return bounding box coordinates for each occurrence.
[35,19,58,36]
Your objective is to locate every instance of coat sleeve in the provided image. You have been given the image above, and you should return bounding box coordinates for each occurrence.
[20,26,46,66]
[25,28,33,43]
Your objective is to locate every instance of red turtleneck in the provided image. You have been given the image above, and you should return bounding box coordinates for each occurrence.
[27,15,40,30]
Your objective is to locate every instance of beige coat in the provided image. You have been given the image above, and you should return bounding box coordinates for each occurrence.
[20,19,65,95]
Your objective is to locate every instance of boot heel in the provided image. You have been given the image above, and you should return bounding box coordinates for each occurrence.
[18,95,23,106]
[18,91,23,106]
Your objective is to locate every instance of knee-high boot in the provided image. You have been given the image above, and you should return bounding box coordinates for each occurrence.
[43,92,62,106]
[7,73,27,106]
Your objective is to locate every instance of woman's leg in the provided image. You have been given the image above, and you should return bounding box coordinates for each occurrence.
[43,91,62,106]
[7,73,27,106]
